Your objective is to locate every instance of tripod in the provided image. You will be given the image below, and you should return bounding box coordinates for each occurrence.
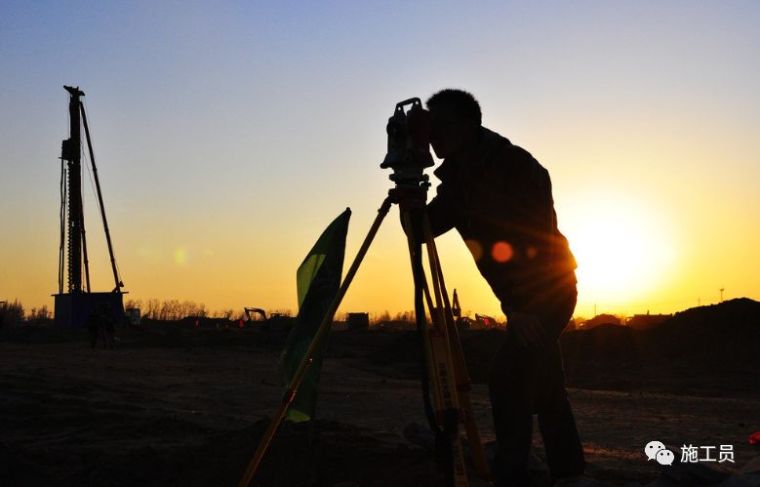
[238,179,491,487]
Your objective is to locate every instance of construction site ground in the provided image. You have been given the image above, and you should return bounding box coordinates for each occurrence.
[1,324,758,486]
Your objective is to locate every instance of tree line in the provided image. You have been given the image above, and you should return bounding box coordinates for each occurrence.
[0,298,278,324]
[0,300,51,325]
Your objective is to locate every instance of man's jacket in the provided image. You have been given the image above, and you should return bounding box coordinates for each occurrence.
[426,127,577,314]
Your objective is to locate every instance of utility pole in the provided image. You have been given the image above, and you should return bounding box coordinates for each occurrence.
[720,288,725,303]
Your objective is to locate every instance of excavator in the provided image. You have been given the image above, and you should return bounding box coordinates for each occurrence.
[243,307,293,337]
[243,307,268,322]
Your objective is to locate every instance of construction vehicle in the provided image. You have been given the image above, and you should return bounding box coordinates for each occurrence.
[243,307,293,337]
[53,86,126,327]
[243,307,268,322]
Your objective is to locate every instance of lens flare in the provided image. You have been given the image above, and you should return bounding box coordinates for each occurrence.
[173,247,189,266]
[491,241,514,263]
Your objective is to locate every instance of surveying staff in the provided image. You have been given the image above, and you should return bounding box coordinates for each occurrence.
[421,89,584,486]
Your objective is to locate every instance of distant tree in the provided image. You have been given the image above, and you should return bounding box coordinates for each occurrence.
[159,300,174,320]
[193,302,208,318]
[145,299,161,320]
[0,299,25,326]
[213,308,235,320]
[132,299,208,320]
[393,310,414,322]
[28,305,51,321]
[374,310,391,324]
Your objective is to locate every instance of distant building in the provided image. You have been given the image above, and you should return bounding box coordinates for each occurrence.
[579,313,622,329]
[347,312,370,331]
[626,312,671,330]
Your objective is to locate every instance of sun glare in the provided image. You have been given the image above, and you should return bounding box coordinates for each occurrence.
[563,195,675,306]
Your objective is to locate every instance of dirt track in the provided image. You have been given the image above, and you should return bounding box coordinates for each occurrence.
[1,326,758,486]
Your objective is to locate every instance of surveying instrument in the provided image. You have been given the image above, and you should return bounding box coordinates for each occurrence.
[239,98,490,486]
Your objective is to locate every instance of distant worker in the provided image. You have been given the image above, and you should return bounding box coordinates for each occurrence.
[418,89,584,485]
[87,303,115,350]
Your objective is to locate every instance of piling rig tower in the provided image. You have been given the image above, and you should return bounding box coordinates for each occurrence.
[54,85,125,327]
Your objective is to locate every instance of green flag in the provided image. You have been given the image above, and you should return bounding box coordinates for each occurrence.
[281,208,351,422]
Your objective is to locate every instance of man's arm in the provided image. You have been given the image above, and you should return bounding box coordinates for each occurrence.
[425,182,457,238]
[399,186,455,241]
[425,194,456,238]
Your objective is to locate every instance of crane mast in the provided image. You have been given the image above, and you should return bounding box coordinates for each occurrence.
[61,85,85,293]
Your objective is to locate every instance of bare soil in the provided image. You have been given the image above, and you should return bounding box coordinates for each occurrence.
[1,321,758,486]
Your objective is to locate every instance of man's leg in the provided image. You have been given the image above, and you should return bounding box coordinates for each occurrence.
[489,332,535,485]
[536,343,585,479]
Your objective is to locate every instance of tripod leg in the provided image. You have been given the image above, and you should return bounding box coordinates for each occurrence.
[402,215,442,432]
[401,209,460,415]
[420,214,492,479]
[402,208,470,487]
[238,197,393,487]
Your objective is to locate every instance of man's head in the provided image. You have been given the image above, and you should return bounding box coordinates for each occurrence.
[426,89,482,159]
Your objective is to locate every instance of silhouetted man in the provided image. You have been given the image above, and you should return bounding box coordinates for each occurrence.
[423,89,584,486]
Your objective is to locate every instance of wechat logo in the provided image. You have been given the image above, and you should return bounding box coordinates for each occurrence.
[645,441,675,466]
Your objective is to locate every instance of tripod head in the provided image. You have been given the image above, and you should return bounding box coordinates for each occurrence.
[381,98,434,196]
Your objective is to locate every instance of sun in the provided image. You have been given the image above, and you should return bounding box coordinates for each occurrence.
[562,195,675,308]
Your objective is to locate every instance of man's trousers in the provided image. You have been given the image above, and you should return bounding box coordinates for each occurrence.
[490,292,585,485]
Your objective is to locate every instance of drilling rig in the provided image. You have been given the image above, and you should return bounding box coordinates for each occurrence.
[53,85,126,327]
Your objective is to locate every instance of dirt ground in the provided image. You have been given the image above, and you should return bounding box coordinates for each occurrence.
[1,325,758,486]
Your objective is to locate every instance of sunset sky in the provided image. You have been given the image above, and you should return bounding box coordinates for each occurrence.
[2,1,759,319]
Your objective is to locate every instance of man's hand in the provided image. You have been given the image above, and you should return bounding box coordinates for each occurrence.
[506,311,547,348]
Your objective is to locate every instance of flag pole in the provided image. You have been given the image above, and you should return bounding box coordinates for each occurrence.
[238,196,393,487]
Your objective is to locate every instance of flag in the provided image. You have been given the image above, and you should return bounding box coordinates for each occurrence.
[281,208,351,422]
